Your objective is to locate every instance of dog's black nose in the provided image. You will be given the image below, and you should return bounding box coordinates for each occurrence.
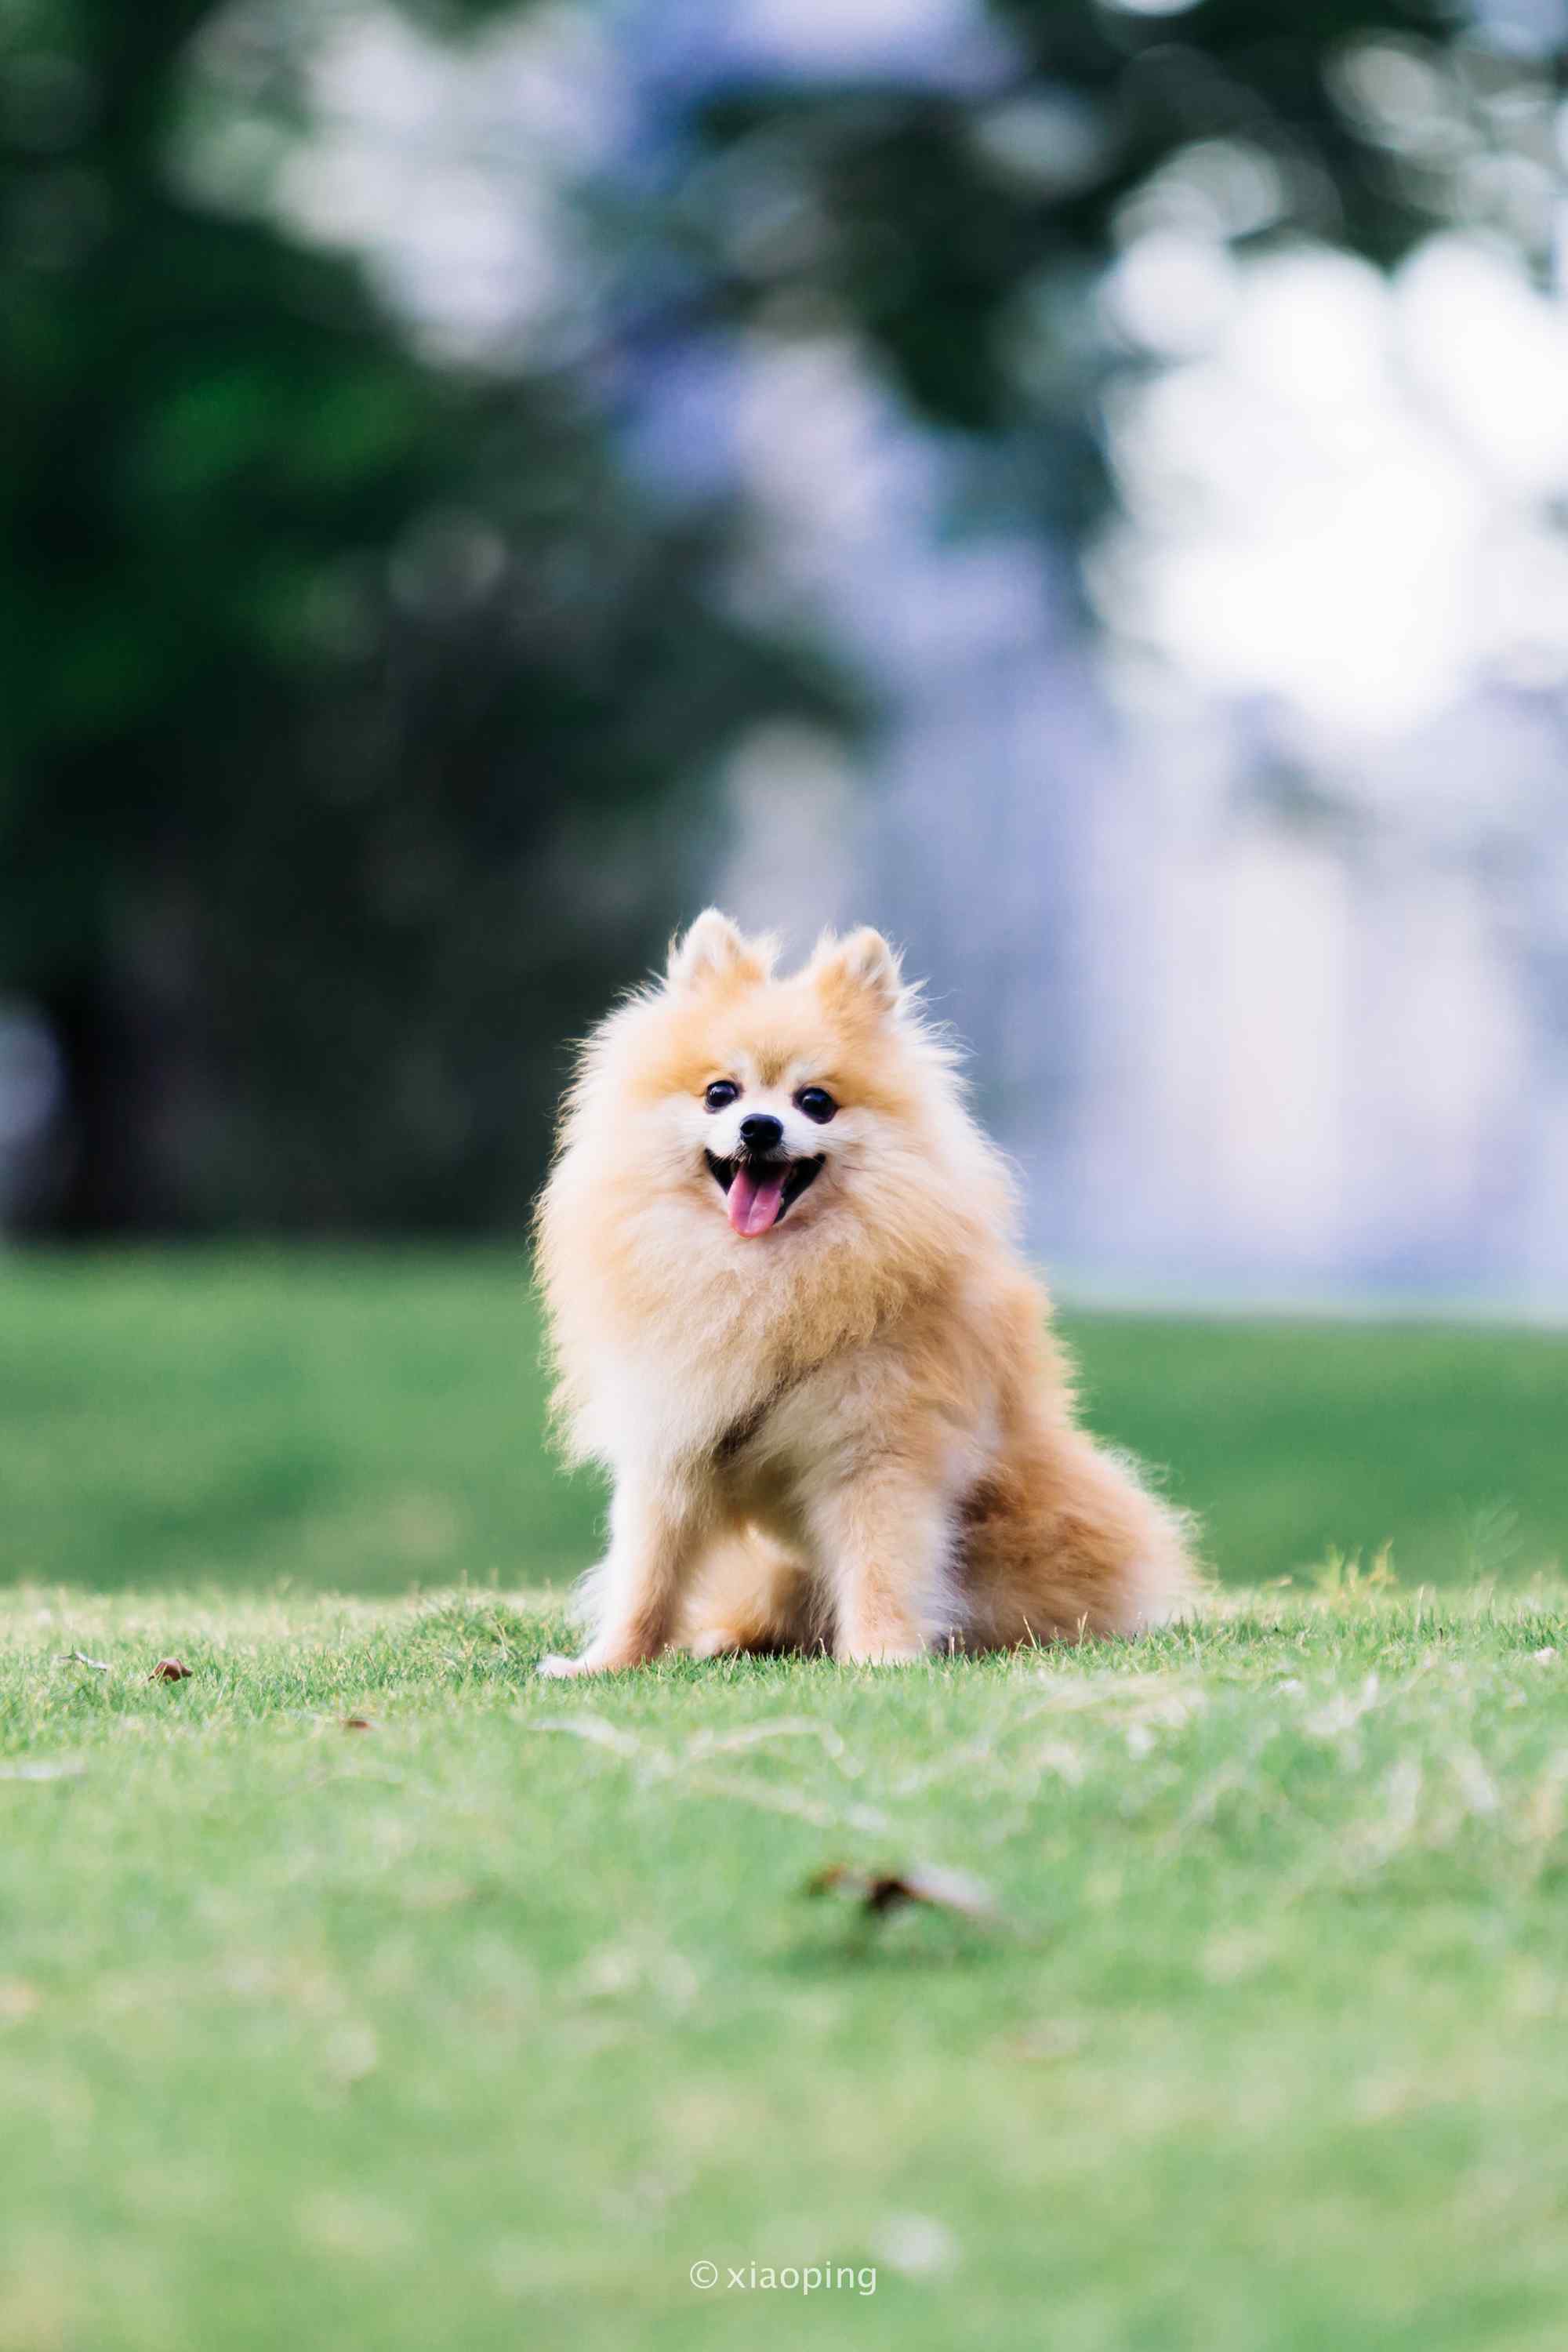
[739,1113,783,1153]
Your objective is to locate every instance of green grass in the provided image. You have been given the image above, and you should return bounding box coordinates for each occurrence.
[7,1584,1568,2350]
[1,1253,1564,1593]
[2,1256,1567,2347]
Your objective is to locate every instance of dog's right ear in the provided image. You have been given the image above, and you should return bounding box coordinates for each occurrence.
[808,926,905,1019]
[665,909,771,994]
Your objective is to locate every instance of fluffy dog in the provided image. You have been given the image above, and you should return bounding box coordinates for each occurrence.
[535,912,1193,1674]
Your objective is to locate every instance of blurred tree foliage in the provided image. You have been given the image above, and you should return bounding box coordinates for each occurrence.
[681,0,1561,532]
[3,0,1555,1232]
[2,0,842,1232]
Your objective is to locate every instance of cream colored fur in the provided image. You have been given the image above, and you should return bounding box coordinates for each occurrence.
[534,911,1195,1674]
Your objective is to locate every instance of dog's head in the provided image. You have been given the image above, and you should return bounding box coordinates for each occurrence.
[553,911,1010,1257]
[666,911,909,1240]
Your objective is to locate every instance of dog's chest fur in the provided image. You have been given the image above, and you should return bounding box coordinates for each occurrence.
[702,1341,950,1530]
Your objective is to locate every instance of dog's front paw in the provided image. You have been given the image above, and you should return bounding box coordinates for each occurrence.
[536,1651,597,1679]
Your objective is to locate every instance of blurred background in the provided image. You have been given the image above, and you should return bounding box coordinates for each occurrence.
[5,0,1568,1592]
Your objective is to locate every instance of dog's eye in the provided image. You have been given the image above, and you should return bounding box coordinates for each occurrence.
[704,1080,740,1112]
[794,1087,837,1124]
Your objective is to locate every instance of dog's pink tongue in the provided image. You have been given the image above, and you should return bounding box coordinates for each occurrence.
[727,1164,786,1237]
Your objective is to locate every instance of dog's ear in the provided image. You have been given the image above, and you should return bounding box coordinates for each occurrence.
[810,926,904,1018]
[666,909,771,994]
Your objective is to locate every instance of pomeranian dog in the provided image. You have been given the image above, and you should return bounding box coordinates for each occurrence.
[535,911,1193,1675]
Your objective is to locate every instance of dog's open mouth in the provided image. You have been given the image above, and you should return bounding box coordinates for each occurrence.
[706,1150,825,1237]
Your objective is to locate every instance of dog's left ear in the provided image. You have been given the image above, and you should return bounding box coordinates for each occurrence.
[666,909,773,994]
[810,927,904,1018]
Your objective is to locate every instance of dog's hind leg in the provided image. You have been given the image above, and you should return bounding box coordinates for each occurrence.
[680,1530,822,1659]
[960,1428,1196,1649]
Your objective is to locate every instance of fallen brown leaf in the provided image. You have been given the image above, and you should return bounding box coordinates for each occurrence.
[806,1861,999,1925]
[342,1715,375,1732]
[148,1657,192,1682]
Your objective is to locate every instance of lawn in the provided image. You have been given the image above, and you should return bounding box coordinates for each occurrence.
[2,1256,1567,2350]
[7,1586,1568,2350]
[1,1252,1564,1594]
